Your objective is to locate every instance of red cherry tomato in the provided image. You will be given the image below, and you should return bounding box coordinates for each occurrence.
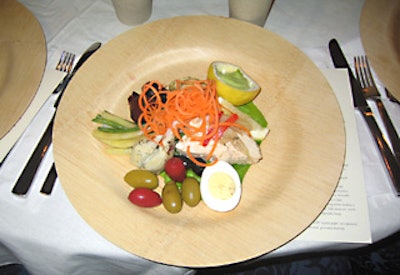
[128,188,162,207]
[164,157,186,182]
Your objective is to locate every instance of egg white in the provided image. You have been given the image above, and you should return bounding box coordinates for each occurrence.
[200,161,242,212]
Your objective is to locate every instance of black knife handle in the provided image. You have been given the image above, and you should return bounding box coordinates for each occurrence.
[12,118,54,195]
[328,39,351,69]
[361,109,400,195]
[328,39,367,108]
[40,163,57,195]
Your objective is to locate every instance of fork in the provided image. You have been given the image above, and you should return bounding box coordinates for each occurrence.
[12,51,77,195]
[40,52,76,194]
[354,56,400,161]
[56,51,76,73]
[12,43,101,196]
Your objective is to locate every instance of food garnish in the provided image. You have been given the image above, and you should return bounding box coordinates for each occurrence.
[134,79,252,167]
[208,61,261,106]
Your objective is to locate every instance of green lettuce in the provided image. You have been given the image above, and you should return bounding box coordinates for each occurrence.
[234,101,268,181]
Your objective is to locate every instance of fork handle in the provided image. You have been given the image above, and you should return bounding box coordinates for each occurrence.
[375,98,400,161]
[40,163,57,195]
[361,109,400,195]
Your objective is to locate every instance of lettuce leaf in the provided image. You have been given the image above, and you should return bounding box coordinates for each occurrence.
[237,101,268,128]
[235,101,267,181]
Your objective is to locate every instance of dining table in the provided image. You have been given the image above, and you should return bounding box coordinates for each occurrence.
[1,0,400,274]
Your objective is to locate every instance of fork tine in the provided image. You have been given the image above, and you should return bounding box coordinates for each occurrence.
[60,52,68,72]
[355,55,376,89]
[64,52,73,72]
[67,54,76,73]
[56,51,66,71]
[62,52,71,72]
[363,56,377,88]
[354,56,365,87]
[360,56,369,87]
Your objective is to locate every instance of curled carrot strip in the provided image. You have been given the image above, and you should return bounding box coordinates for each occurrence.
[137,79,250,165]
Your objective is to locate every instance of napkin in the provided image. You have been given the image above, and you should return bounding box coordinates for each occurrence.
[0,69,65,163]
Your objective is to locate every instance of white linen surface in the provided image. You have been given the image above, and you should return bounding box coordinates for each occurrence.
[1,0,400,274]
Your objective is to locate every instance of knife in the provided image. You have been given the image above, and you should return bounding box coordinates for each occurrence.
[329,39,400,195]
[12,42,102,195]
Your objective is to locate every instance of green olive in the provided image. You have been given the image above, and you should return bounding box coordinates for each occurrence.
[162,182,182,214]
[181,177,201,207]
[124,169,158,189]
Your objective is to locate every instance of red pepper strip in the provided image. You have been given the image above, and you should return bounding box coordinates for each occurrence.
[202,113,239,146]
[201,112,223,146]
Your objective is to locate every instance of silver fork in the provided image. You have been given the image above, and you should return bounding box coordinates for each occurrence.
[40,51,76,194]
[56,51,76,73]
[354,56,400,161]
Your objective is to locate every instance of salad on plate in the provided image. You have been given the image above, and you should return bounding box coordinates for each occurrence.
[92,61,269,213]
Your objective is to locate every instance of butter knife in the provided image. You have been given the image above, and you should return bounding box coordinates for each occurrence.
[329,39,400,195]
[12,42,101,195]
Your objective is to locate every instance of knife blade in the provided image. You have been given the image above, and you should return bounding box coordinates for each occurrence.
[329,39,400,195]
[12,42,102,195]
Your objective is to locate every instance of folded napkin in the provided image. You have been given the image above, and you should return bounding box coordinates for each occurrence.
[0,69,65,163]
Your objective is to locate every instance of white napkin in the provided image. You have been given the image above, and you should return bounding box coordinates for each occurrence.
[0,69,65,162]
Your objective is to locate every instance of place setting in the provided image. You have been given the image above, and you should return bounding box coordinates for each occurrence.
[1,0,400,274]
[52,14,346,266]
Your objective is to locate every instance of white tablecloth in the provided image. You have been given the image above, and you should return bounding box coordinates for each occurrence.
[1,0,400,274]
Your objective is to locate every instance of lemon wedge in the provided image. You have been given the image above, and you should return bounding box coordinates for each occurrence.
[207,61,261,106]
[218,97,269,141]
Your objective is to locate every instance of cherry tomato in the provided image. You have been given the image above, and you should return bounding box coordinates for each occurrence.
[128,188,162,207]
[164,157,186,182]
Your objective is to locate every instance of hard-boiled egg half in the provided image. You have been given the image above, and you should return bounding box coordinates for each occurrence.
[200,161,242,212]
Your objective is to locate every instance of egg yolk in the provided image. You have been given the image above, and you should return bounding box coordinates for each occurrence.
[208,172,236,200]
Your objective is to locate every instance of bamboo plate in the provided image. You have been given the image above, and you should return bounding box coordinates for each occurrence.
[53,16,345,267]
[360,0,400,100]
[0,0,46,139]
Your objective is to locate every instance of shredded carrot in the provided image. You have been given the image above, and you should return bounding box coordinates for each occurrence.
[137,79,250,165]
